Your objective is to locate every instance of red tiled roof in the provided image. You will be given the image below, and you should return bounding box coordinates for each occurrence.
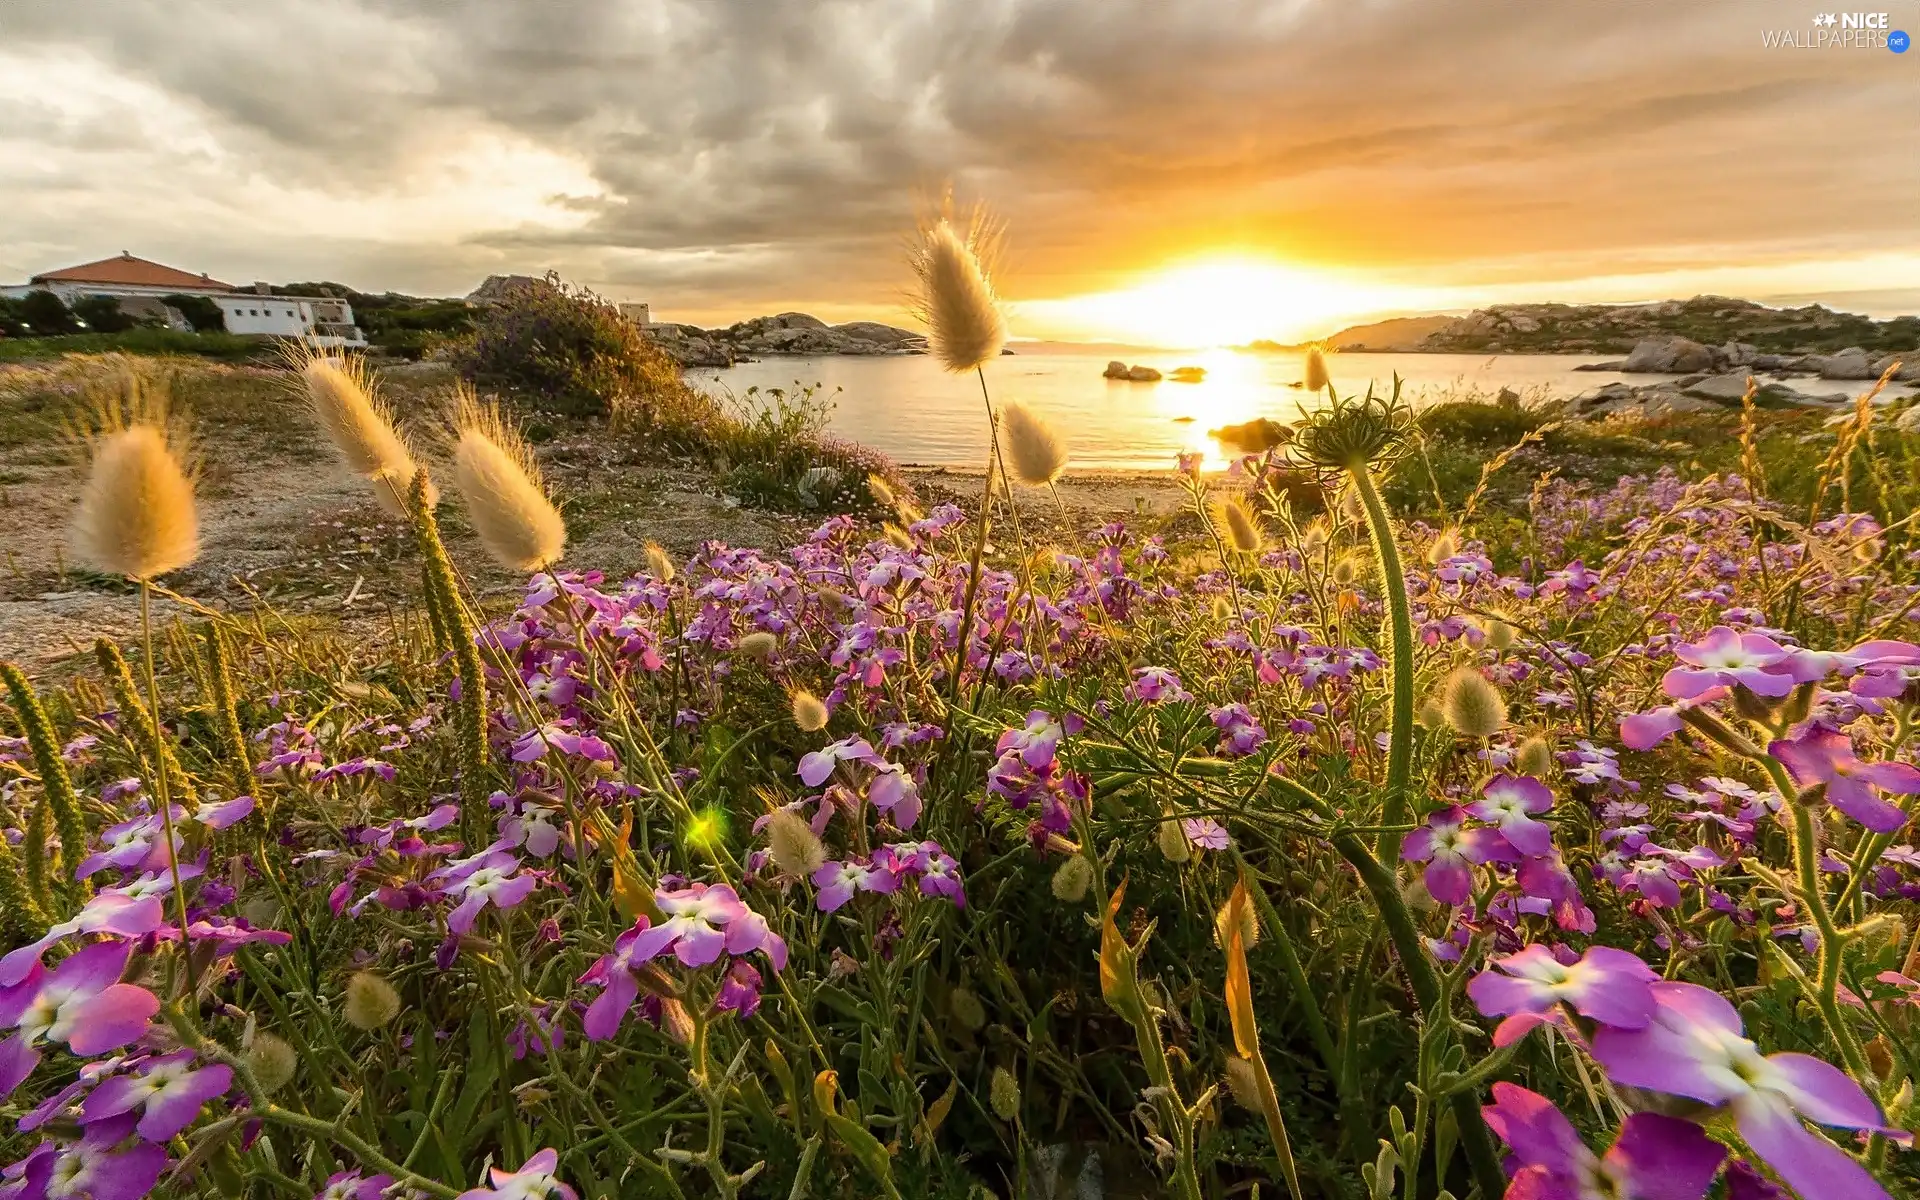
[31,253,232,291]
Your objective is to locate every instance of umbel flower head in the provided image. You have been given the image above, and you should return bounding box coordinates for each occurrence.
[910,210,1008,373]
[447,388,566,571]
[998,401,1068,486]
[71,372,199,581]
[298,349,433,517]
[1291,378,1413,471]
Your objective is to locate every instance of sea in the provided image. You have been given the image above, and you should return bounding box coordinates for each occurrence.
[686,343,1905,472]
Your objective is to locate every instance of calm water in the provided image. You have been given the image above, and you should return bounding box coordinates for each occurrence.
[687,345,1882,471]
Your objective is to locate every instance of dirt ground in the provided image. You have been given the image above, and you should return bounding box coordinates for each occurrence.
[0,358,1191,675]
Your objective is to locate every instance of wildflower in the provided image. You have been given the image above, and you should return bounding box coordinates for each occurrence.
[454,1149,577,1200]
[998,711,1066,769]
[1127,666,1191,704]
[449,393,566,571]
[812,858,900,912]
[999,402,1069,486]
[1664,627,1797,699]
[317,1170,397,1200]
[343,972,402,1031]
[1,886,169,986]
[10,1115,170,1200]
[866,762,924,830]
[632,883,786,969]
[1182,818,1230,851]
[790,689,830,733]
[73,423,198,581]
[715,959,764,1019]
[441,852,538,934]
[1209,704,1267,757]
[1591,981,1894,1200]
[910,214,1007,373]
[1768,730,1920,833]
[1401,807,1515,906]
[1441,667,1507,738]
[301,354,429,516]
[0,942,159,1098]
[1469,774,1556,856]
[1468,944,1659,1046]
[80,1050,232,1141]
[798,735,881,787]
[1482,1083,1725,1200]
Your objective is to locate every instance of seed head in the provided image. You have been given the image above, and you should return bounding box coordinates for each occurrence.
[1213,495,1264,554]
[998,402,1068,486]
[71,375,199,581]
[1481,618,1516,652]
[791,688,829,733]
[1514,736,1553,777]
[910,213,1008,373]
[1303,345,1332,394]
[1223,1057,1262,1110]
[448,391,566,571]
[1426,528,1460,565]
[1157,818,1191,863]
[989,1066,1021,1121]
[645,542,676,583]
[1441,667,1508,738]
[343,971,402,1030]
[299,352,430,516]
[1213,892,1260,950]
[1050,855,1094,903]
[736,631,778,660]
[247,1032,298,1094]
[766,808,827,878]
[949,986,988,1031]
[1293,381,1412,471]
[866,473,896,507]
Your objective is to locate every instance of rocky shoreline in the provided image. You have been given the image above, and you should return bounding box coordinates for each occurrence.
[642,312,927,367]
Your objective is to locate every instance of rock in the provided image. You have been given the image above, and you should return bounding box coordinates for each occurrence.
[1716,342,1759,368]
[1209,418,1291,453]
[832,321,921,347]
[1168,366,1206,382]
[1672,373,1708,387]
[1870,352,1920,383]
[1619,336,1716,374]
[1749,353,1801,371]
[1682,373,1841,406]
[1126,365,1162,382]
[1807,347,1876,380]
[1573,360,1626,371]
[1103,360,1130,379]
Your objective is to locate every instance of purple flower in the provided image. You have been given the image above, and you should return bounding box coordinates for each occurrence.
[1470,775,1556,856]
[81,1050,232,1141]
[0,943,159,1100]
[454,1148,577,1200]
[811,859,900,912]
[1619,687,1731,751]
[1181,818,1229,851]
[579,921,653,1041]
[1664,627,1797,699]
[1592,981,1894,1200]
[630,883,785,970]
[1127,667,1191,704]
[441,852,538,934]
[1209,703,1267,757]
[1769,730,1920,833]
[1402,807,1515,905]
[997,711,1065,770]
[1482,1082,1725,1200]
[1468,945,1658,1046]
[797,736,881,787]
[866,763,922,831]
[1,887,169,987]
[510,723,614,764]
[13,1114,169,1200]
[714,959,763,1019]
[316,1170,396,1200]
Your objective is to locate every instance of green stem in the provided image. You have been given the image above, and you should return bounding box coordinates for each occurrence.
[141,582,197,999]
[1347,463,1416,864]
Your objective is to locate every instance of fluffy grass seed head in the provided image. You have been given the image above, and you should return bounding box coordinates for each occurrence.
[766,807,827,878]
[866,473,897,508]
[247,1031,298,1094]
[791,688,830,733]
[737,631,778,660]
[1515,735,1554,777]
[1050,854,1095,903]
[910,212,1008,373]
[989,1066,1021,1121]
[1441,667,1508,738]
[343,971,403,1030]
[71,374,199,580]
[447,389,566,571]
[1223,1057,1263,1110]
[998,401,1068,486]
[298,349,431,516]
[1213,495,1264,554]
[1157,818,1192,863]
[645,542,676,583]
[1304,344,1332,394]
[949,987,988,1031]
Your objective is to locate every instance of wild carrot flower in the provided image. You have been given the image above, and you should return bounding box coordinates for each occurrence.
[1481,1083,1725,1200]
[1592,981,1893,1200]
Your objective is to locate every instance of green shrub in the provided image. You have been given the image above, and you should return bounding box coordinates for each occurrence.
[451,272,690,422]
[70,295,137,334]
[19,290,77,335]
[161,293,227,332]
[711,384,905,513]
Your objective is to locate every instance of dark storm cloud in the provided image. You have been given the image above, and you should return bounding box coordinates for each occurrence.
[1,0,1913,311]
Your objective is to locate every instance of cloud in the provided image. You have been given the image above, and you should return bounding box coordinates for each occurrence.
[0,0,1913,326]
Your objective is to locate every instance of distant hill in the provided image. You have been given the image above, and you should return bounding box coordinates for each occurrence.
[1295,296,1920,356]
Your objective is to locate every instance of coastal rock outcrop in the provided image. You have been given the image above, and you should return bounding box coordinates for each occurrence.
[641,312,926,366]
[1572,376,1846,420]
[1102,361,1164,381]
[1805,347,1875,380]
[1619,336,1716,374]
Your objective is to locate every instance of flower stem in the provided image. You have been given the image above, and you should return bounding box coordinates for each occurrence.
[141,580,197,1000]
[1347,463,1415,864]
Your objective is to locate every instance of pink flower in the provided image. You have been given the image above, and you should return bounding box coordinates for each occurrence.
[1769,730,1920,833]
[1181,818,1229,851]
[1663,627,1797,699]
[1468,944,1658,1047]
[1469,774,1556,856]
[1401,807,1515,906]
[80,1050,232,1141]
[811,859,900,912]
[454,1148,576,1200]
[441,852,538,934]
[0,943,160,1100]
[1482,1083,1725,1200]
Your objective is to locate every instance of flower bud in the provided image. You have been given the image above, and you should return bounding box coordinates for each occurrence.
[790,689,829,733]
[1514,736,1554,777]
[247,1032,298,1094]
[1481,619,1516,653]
[343,971,402,1031]
[1157,819,1191,863]
[950,987,987,1031]
[736,631,778,660]
[1223,1057,1262,1110]
[766,808,827,878]
[1416,699,1448,730]
[1050,855,1094,903]
[1441,668,1507,738]
[989,1066,1021,1121]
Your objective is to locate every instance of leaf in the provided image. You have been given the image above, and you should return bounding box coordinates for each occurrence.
[1099,875,1140,1019]
[1222,873,1305,1200]
[822,1113,902,1200]
[916,1078,958,1146]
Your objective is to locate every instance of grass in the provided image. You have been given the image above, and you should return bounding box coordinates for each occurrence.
[0,328,278,362]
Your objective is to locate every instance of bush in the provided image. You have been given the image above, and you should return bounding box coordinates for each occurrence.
[162,293,227,332]
[452,272,691,422]
[19,289,77,335]
[70,295,137,334]
[0,297,28,338]
[711,384,906,512]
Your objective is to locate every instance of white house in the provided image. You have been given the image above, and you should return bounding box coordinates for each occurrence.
[4,253,367,349]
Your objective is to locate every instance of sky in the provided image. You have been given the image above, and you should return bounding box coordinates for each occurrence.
[1,0,1915,345]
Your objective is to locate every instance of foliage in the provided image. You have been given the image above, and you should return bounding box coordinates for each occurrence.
[0,297,29,339]
[161,294,228,334]
[710,384,904,513]
[19,289,78,335]
[451,272,688,422]
[0,328,270,363]
[71,295,139,334]
[6,365,1920,1200]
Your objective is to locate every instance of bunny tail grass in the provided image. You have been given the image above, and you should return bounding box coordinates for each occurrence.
[408,470,492,814]
[201,624,254,795]
[3,661,91,894]
[94,638,193,805]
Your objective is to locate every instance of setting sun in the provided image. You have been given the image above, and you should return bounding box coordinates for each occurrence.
[1021,256,1415,348]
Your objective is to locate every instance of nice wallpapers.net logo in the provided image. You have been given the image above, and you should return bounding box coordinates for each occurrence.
[1762,11,1910,49]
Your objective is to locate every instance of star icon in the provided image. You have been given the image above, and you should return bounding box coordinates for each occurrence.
[1814,12,1837,26]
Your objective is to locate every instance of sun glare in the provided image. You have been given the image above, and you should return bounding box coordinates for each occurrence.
[1023,257,1412,348]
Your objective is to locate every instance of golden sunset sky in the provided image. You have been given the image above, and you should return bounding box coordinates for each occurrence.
[1,0,1914,345]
